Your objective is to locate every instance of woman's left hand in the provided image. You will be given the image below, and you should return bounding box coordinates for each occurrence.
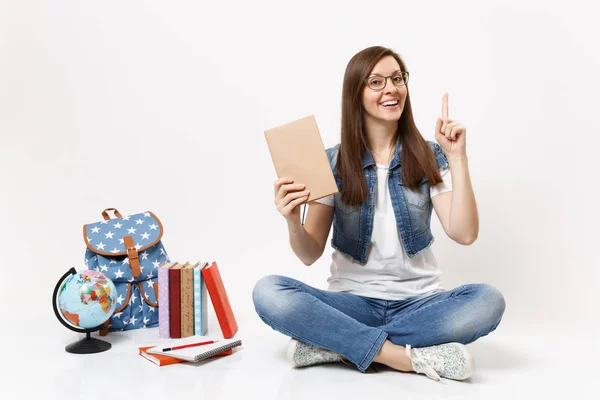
[435,93,467,158]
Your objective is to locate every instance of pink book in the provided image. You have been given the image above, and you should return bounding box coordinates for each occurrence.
[158,262,176,338]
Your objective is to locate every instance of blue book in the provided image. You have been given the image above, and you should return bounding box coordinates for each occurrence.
[193,262,208,335]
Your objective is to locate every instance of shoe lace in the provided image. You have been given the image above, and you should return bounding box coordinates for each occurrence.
[406,344,447,384]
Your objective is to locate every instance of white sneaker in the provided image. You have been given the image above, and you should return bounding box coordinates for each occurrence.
[406,343,475,382]
[286,338,344,367]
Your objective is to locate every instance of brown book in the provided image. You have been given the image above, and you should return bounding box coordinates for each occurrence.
[180,262,195,338]
[168,263,185,338]
[264,115,339,203]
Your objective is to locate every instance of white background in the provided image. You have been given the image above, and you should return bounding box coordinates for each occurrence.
[1,0,598,398]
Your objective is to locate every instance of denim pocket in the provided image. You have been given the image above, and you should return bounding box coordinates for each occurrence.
[338,200,360,215]
[401,180,429,210]
[399,179,431,237]
[334,200,361,240]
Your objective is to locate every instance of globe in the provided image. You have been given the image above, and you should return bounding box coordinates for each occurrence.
[52,267,117,354]
[58,269,117,329]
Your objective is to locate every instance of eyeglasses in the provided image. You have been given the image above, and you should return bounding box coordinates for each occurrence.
[364,72,409,91]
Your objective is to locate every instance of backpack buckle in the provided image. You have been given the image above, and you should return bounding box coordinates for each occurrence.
[123,236,141,278]
[127,246,139,260]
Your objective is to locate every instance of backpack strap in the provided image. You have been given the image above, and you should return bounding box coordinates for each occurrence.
[137,282,159,307]
[99,283,132,336]
[99,321,110,336]
[101,208,123,220]
[123,236,141,278]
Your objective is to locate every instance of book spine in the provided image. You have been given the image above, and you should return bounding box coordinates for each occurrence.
[193,267,204,335]
[180,266,194,337]
[158,265,170,338]
[169,268,181,338]
[202,262,238,338]
[201,268,208,335]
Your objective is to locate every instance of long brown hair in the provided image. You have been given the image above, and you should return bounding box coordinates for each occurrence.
[338,46,443,206]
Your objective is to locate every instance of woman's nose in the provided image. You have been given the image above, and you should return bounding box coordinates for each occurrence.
[383,79,398,94]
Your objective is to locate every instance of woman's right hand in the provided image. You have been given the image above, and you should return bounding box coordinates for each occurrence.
[274,177,310,226]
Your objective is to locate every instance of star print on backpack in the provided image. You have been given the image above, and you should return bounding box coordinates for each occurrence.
[84,208,170,335]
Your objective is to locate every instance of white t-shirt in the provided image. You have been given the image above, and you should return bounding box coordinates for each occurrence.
[315,165,453,300]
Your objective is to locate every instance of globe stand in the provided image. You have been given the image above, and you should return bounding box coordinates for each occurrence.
[65,331,111,354]
[53,267,112,354]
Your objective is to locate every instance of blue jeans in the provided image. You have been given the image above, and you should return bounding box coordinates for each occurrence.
[252,275,506,372]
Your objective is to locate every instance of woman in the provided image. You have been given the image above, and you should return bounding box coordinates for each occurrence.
[253,46,505,383]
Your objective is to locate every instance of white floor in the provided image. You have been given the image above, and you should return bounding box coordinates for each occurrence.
[9,313,596,400]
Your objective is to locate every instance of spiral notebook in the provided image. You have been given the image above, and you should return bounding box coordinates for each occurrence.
[146,337,242,362]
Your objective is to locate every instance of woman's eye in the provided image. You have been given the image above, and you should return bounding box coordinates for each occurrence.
[370,79,381,85]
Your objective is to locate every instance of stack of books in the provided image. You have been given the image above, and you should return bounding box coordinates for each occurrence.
[157,261,238,339]
[139,261,239,366]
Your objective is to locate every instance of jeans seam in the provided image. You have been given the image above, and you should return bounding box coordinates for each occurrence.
[357,330,388,372]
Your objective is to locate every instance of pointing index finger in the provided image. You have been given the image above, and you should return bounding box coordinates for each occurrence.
[442,93,449,121]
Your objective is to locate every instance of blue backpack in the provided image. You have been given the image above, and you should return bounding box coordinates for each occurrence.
[84,208,170,335]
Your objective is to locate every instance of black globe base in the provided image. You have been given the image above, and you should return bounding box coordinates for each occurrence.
[65,332,111,354]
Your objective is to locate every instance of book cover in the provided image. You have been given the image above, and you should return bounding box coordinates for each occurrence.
[264,115,339,203]
[146,338,241,363]
[168,263,185,338]
[180,262,194,338]
[194,262,209,336]
[202,261,238,338]
[139,346,187,367]
[158,261,176,339]
[139,346,233,367]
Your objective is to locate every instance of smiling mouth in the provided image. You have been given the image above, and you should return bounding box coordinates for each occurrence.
[380,100,400,108]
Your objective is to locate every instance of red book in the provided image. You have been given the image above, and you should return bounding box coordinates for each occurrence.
[202,261,238,338]
[139,346,186,366]
[169,263,184,338]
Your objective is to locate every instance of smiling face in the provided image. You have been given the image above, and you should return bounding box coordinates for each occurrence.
[361,55,408,127]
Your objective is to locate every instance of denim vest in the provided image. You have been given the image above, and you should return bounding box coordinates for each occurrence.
[325,139,449,265]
